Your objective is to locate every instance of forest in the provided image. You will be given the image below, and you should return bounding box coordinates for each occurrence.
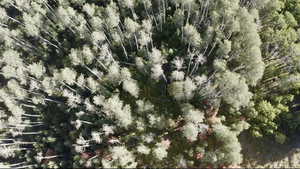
[0,0,300,168]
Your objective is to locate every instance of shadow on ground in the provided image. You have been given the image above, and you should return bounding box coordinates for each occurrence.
[240,131,300,168]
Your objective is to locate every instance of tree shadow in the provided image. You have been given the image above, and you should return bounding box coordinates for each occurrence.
[239,131,300,167]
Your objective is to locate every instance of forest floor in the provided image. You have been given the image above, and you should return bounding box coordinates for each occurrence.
[240,132,300,168]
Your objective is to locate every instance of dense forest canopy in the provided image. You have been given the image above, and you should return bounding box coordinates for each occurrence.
[0,0,300,168]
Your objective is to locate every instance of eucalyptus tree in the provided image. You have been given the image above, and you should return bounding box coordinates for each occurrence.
[0,0,280,168]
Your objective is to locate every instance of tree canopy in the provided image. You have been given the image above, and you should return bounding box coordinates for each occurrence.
[0,0,300,168]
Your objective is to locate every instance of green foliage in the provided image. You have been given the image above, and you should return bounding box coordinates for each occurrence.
[216,70,253,110]
[244,0,300,143]
[0,0,300,168]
